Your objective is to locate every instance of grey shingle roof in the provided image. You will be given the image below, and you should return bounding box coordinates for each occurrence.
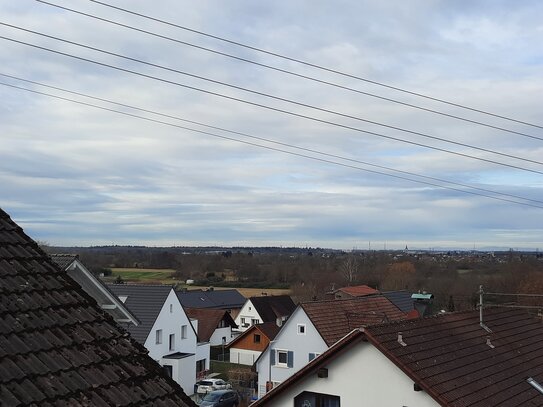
[107,284,172,344]
[176,289,246,309]
[0,208,195,406]
[250,295,296,323]
[381,290,415,312]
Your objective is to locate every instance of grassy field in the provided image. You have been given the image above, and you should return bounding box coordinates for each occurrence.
[102,269,291,297]
[106,268,178,284]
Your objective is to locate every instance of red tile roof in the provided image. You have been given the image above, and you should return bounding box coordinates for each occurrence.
[337,284,379,297]
[364,307,543,406]
[302,296,406,346]
[185,308,237,342]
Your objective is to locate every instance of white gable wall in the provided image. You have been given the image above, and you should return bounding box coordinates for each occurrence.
[234,299,262,332]
[263,341,439,407]
[144,289,199,360]
[256,307,328,398]
[209,326,234,346]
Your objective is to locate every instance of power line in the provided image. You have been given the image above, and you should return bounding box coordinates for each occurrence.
[2,34,543,177]
[74,0,543,130]
[2,78,542,210]
[3,72,542,207]
[6,23,541,169]
[33,0,543,142]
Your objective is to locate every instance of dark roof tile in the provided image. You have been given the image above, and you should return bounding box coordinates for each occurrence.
[0,208,195,407]
[302,295,407,346]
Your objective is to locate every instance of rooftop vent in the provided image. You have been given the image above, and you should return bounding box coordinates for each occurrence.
[398,332,407,347]
[486,336,495,349]
[527,377,543,394]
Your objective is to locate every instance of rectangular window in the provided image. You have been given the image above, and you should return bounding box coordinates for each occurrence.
[254,334,261,343]
[251,318,259,325]
[169,304,173,313]
[181,325,187,339]
[309,352,321,362]
[276,350,292,368]
[169,334,175,350]
[297,324,306,335]
[155,329,163,344]
[163,364,172,377]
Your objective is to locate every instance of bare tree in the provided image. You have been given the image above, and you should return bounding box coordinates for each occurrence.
[340,256,359,286]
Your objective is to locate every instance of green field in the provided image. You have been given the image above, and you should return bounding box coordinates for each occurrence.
[106,268,177,284]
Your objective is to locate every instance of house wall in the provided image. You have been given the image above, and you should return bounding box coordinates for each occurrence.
[256,307,327,398]
[232,328,270,353]
[230,348,262,366]
[160,355,196,397]
[234,300,262,332]
[260,342,439,407]
[144,290,200,360]
[209,326,233,346]
[196,342,211,372]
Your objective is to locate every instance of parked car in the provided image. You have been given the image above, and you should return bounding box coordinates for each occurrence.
[199,390,239,407]
[197,378,232,394]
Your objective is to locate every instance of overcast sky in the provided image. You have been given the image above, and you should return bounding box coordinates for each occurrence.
[1,0,542,250]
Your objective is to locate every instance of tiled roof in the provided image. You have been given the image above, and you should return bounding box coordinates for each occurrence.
[176,289,246,309]
[0,208,195,406]
[364,307,543,406]
[337,284,379,297]
[382,290,415,312]
[107,284,172,344]
[227,322,280,349]
[185,308,236,342]
[250,295,296,323]
[302,295,406,346]
[49,253,78,270]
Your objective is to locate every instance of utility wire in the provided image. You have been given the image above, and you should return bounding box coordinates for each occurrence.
[2,79,542,210]
[2,33,543,177]
[33,0,543,142]
[3,72,542,207]
[71,0,543,130]
[6,23,541,169]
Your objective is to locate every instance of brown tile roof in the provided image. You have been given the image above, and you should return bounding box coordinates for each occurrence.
[364,307,543,406]
[185,308,237,342]
[250,295,296,323]
[0,208,196,407]
[337,284,379,297]
[302,295,406,346]
[227,322,280,349]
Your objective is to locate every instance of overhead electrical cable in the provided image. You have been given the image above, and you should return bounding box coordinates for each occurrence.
[56,0,543,130]
[1,31,542,177]
[2,72,541,207]
[2,79,542,210]
[32,0,543,141]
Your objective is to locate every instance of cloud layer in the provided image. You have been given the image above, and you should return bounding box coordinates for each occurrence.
[1,0,542,249]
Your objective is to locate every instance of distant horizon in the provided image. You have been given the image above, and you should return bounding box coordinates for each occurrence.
[2,1,542,252]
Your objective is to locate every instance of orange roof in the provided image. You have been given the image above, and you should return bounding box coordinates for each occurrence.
[337,284,379,297]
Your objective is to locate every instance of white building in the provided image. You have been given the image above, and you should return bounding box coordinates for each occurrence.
[255,295,407,398]
[234,295,296,332]
[108,284,210,396]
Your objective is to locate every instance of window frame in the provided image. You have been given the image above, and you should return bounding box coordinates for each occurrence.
[155,329,163,344]
[297,323,306,335]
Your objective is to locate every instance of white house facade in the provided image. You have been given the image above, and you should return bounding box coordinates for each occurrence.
[256,306,327,397]
[255,332,438,407]
[109,285,210,396]
[234,299,262,331]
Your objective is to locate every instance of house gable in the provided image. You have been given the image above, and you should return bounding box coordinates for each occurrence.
[253,329,438,407]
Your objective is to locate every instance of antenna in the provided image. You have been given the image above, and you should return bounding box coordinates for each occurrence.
[479,285,492,332]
